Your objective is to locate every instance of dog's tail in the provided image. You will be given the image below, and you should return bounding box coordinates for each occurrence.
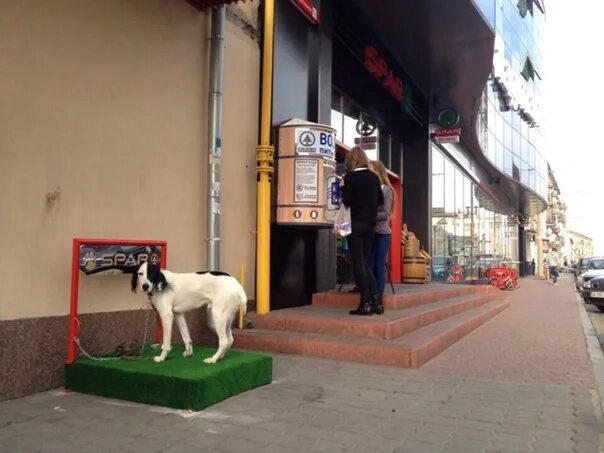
[236,279,248,316]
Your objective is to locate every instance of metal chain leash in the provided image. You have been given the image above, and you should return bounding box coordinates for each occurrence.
[74,336,121,361]
[74,302,154,361]
[138,302,153,359]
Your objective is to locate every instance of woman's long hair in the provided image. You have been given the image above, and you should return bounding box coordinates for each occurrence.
[370,160,394,216]
[345,146,370,172]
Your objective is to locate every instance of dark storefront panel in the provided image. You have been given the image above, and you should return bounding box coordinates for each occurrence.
[270,0,335,309]
[272,1,312,126]
[270,225,317,309]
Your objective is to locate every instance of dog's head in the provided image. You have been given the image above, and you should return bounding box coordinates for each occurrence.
[130,261,168,294]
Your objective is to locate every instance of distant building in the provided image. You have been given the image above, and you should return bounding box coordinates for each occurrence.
[569,231,595,263]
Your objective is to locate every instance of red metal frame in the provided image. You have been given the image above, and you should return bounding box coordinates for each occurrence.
[66,238,167,364]
[386,169,402,283]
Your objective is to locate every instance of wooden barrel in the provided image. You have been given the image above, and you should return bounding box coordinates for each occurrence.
[425,261,432,283]
[404,237,420,257]
[402,256,426,284]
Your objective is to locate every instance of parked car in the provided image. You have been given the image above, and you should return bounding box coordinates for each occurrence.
[432,255,452,281]
[577,269,604,293]
[576,257,604,291]
[575,256,604,277]
[582,275,604,312]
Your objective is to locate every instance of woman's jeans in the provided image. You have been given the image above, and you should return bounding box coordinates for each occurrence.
[368,233,390,295]
[348,224,377,302]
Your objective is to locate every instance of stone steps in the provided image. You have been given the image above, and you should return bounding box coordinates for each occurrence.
[233,284,509,368]
[234,300,509,368]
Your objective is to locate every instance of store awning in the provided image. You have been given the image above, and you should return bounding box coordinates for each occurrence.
[186,0,245,9]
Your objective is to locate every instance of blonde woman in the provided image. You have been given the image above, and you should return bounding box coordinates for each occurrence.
[342,147,384,315]
[368,160,394,314]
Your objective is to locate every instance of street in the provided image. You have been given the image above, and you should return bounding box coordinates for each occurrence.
[586,304,604,350]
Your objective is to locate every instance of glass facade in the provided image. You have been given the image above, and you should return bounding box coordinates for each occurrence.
[431,146,518,282]
[476,0,547,200]
[330,88,403,177]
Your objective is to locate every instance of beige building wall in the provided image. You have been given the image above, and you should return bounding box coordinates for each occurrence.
[0,0,260,321]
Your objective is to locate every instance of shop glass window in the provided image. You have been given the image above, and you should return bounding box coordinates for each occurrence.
[463,176,474,279]
[504,121,513,150]
[487,132,496,162]
[527,143,537,167]
[512,129,520,155]
[512,153,521,180]
[431,147,446,268]
[520,159,529,185]
[511,111,521,132]
[520,137,528,162]
[444,159,455,215]
[495,139,504,170]
[488,101,497,134]
[338,95,381,160]
[487,84,496,102]
[520,118,528,138]
[504,148,513,175]
[331,90,344,142]
[495,110,504,141]
[331,110,343,142]
[454,169,466,270]
[503,0,511,19]
[521,56,537,82]
[504,43,513,64]
[432,148,445,209]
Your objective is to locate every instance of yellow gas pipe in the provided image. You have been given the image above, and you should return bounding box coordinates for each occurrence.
[255,0,275,315]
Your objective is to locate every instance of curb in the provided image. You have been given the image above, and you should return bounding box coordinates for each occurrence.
[575,291,604,416]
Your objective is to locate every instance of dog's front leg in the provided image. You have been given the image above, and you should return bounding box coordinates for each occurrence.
[175,313,193,357]
[153,311,173,363]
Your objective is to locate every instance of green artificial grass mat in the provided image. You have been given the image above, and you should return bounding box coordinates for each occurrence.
[65,345,272,411]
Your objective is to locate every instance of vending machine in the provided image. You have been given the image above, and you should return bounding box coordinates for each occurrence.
[275,119,338,227]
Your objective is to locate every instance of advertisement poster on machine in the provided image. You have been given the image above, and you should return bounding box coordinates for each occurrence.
[294,159,319,203]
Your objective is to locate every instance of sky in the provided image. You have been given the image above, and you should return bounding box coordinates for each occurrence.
[544,1,604,254]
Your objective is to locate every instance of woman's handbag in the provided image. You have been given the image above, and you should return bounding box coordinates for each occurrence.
[333,205,352,237]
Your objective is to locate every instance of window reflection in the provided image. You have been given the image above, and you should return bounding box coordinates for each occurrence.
[479,0,547,200]
[431,146,519,282]
[332,88,403,169]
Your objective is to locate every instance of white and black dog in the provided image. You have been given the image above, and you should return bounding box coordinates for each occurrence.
[130,261,247,364]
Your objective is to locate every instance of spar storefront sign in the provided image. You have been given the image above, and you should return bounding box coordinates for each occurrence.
[431,127,461,144]
[79,244,162,275]
[363,45,412,114]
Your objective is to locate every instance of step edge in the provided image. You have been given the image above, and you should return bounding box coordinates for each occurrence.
[400,300,511,367]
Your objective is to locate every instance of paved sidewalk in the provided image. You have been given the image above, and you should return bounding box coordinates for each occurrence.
[0,277,602,453]
[424,275,593,386]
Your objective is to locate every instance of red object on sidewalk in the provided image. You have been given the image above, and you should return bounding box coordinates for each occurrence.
[486,266,519,290]
[447,265,464,283]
